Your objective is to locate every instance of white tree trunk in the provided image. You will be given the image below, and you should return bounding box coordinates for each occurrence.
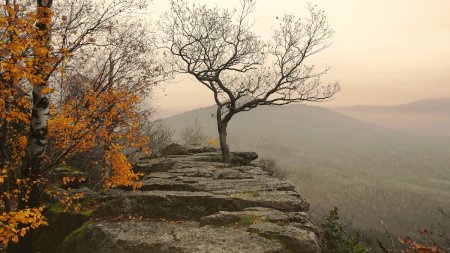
[23,85,50,208]
[29,85,50,166]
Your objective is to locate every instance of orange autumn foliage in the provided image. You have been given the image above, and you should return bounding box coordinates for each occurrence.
[0,2,50,246]
[399,236,446,253]
[0,207,48,245]
[1,1,151,246]
[48,86,149,189]
[103,144,143,190]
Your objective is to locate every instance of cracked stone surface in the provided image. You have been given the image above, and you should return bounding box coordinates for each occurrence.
[61,147,320,253]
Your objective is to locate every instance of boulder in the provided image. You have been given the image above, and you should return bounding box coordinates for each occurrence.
[185,145,218,153]
[160,143,191,156]
[231,152,259,164]
[248,222,320,253]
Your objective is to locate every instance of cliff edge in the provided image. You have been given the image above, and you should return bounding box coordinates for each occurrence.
[58,145,321,253]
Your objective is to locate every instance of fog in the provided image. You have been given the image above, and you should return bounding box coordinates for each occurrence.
[151,0,450,118]
[162,98,450,250]
[151,0,450,250]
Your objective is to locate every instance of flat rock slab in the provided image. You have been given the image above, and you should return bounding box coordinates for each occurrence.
[199,207,315,227]
[94,189,308,220]
[248,222,320,253]
[62,221,285,253]
[69,147,320,253]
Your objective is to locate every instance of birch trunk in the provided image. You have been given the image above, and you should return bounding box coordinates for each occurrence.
[22,0,53,208]
[24,85,50,207]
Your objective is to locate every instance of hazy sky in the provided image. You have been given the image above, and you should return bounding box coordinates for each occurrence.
[149,0,450,118]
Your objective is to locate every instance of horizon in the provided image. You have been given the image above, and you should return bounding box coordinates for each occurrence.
[149,0,450,119]
[155,95,450,119]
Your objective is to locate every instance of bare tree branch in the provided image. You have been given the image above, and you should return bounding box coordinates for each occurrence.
[160,0,339,162]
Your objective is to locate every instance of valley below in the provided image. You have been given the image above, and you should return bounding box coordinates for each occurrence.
[162,98,450,248]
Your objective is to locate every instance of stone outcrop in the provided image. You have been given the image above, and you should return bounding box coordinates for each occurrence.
[59,147,321,253]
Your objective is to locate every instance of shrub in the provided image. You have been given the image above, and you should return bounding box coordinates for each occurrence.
[180,114,207,145]
[321,207,370,253]
[258,158,289,180]
[142,120,174,153]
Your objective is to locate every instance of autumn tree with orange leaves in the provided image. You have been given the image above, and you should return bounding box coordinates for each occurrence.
[0,0,50,247]
[0,0,167,249]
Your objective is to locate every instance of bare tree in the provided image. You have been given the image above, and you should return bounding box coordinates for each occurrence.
[50,0,166,106]
[142,120,174,154]
[180,114,207,146]
[45,0,170,169]
[161,0,339,163]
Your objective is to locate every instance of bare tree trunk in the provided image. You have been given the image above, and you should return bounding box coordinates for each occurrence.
[218,123,231,164]
[216,108,231,163]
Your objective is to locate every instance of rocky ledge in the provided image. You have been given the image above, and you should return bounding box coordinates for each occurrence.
[60,146,320,253]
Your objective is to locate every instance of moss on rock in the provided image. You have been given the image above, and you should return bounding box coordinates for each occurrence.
[58,221,93,253]
[238,214,263,226]
[30,204,91,253]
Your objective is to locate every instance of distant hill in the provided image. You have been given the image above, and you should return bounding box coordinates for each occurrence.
[162,103,450,237]
[333,97,450,137]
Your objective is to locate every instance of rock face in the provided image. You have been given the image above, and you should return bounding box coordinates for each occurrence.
[61,148,320,253]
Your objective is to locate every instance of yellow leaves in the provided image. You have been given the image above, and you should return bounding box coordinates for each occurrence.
[103,144,142,190]
[0,207,48,245]
[1,2,37,82]
[19,228,27,237]
[0,167,6,184]
[62,176,70,185]
[0,0,63,247]
[10,41,27,55]
[48,86,149,177]
[59,47,72,57]
[62,176,85,185]
[11,236,19,243]
[208,137,219,148]
[51,190,85,213]
[18,136,28,150]
[0,17,6,27]
[34,47,48,57]
[36,6,53,19]
[6,26,19,33]
[41,87,53,94]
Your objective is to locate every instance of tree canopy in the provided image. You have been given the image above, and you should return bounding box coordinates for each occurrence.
[161,0,339,162]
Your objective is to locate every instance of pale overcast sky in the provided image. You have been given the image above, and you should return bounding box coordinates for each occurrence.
[147,0,450,118]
